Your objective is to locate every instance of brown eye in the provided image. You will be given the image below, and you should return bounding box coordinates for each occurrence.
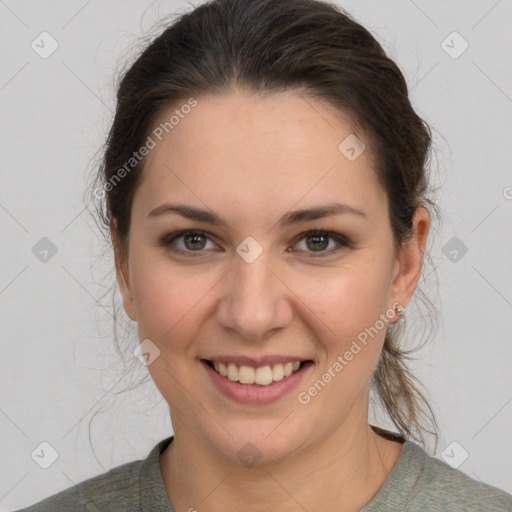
[305,233,330,251]
[183,232,207,250]
[162,229,349,258]
[162,230,218,256]
[292,229,349,257]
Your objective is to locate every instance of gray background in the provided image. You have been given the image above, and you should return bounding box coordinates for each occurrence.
[1,0,511,509]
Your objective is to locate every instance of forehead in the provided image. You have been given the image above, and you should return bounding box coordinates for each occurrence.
[135,90,386,226]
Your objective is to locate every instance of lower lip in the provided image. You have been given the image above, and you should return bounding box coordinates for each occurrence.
[202,360,312,404]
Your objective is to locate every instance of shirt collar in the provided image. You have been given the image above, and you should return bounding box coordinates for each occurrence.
[140,436,175,511]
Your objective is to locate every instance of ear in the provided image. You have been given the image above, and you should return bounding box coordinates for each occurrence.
[390,206,430,318]
[110,219,136,321]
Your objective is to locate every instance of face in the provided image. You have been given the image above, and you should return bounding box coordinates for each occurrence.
[114,89,427,465]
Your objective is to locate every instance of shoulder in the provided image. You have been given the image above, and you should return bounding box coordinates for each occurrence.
[14,436,174,512]
[14,453,147,512]
[391,441,512,511]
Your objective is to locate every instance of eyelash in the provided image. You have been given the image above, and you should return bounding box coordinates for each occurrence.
[160,229,350,258]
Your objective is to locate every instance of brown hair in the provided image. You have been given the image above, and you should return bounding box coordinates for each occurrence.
[91,0,439,447]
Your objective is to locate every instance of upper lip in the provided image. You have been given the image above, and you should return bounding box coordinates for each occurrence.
[202,355,312,367]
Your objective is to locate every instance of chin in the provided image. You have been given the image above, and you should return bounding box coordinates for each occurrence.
[201,416,309,468]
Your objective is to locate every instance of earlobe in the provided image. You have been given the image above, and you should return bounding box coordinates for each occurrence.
[393,303,405,322]
[390,207,430,314]
[119,270,137,321]
[110,220,137,321]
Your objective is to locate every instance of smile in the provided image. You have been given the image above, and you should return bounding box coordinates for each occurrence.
[205,360,303,386]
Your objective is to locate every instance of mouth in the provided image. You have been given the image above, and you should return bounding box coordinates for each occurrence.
[202,359,313,387]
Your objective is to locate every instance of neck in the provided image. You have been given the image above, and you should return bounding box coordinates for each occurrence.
[160,418,403,512]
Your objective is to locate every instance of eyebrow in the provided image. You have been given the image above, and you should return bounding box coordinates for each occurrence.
[147,202,367,227]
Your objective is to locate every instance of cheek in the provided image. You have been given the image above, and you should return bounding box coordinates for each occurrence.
[298,258,393,338]
[129,257,217,411]
[296,263,393,403]
[128,242,233,370]
[132,265,209,351]
[294,270,392,415]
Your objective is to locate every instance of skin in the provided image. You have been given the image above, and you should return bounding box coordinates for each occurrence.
[113,89,429,512]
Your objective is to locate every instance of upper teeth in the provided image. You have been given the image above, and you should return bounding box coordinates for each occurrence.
[212,361,301,386]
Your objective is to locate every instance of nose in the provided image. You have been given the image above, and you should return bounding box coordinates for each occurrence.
[216,249,293,342]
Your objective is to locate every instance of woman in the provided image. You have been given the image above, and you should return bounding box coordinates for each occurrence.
[17,0,512,510]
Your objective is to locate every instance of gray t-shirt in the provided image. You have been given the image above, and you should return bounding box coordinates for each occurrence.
[15,435,512,511]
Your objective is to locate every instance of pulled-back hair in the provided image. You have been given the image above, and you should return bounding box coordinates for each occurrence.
[91,0,439,447]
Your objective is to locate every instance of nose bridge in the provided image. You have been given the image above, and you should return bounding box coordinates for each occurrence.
[217,246,291,341]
